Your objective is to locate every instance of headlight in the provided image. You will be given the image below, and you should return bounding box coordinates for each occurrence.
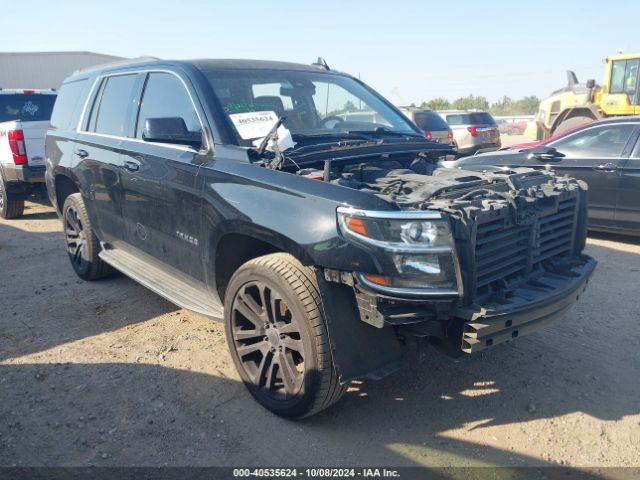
[337,207,461,297]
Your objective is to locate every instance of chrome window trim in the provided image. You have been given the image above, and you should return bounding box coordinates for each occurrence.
[75,69,210,153]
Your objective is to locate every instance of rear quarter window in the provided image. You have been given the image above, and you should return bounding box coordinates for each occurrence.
[88,74,138,137]
[0,94,57,123]
[50,80,88,130]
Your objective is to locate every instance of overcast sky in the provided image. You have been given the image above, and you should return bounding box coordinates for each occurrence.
[2,0,638,104]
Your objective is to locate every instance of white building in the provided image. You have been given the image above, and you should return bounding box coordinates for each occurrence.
[0,51,124,89]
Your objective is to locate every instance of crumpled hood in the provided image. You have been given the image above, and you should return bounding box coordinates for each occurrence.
[369,166,584,226]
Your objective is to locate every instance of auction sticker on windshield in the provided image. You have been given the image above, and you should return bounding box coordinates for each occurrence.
[229,110,278,140]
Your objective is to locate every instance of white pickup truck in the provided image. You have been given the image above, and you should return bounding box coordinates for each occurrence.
[0,89,57,218]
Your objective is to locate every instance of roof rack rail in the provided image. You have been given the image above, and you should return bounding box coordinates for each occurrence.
[73,56,161,74]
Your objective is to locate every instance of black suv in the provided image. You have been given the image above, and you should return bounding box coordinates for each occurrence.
[45,58,596,418]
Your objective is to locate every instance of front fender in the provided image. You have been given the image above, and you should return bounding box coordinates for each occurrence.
[200,158,394,273]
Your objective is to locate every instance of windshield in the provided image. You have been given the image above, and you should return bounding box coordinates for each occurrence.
[446,112,496,126]
[203,69,418,144]
[0,94,57,123]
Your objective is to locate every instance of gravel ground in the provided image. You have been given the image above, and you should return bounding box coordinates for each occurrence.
[1,200,639,471]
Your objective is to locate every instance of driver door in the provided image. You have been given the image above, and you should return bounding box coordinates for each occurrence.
[533,123,638,228]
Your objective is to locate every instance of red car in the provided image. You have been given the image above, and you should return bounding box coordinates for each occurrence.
[501,121,592,151]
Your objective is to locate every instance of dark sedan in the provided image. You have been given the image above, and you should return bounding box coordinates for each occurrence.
[441,117,640,236]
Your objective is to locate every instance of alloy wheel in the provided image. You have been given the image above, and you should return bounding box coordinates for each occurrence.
[230,281,305,400]
[65,206,87,268]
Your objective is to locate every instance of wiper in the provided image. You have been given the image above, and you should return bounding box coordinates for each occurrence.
[254,116,295,170]
[347,127,424,138]
[256,116,286,155]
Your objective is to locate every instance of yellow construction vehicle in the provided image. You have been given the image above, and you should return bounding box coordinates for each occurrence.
[533,53,640,139]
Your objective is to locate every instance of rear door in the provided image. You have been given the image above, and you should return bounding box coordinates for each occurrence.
[615,134,640,232]
[74,73,140,243]
[540,123,638,228]
[119,71,208,281]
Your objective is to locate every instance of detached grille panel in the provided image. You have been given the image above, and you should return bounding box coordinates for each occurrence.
[472,196,578,299]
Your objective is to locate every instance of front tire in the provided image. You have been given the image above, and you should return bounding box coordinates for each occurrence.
[224,253,346,418]
[0,179,25,219]
[62,193,113,281]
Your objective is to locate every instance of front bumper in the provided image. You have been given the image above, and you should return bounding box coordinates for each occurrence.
[456,255,596,353]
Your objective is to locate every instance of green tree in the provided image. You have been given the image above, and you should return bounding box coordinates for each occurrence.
[452,94,490,111]
[421,97,451,110]
[490,96,514,116]
[515,96,540,115]
[489,95,540,116]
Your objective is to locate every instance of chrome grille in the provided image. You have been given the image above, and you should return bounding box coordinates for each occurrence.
[473,196,577,297]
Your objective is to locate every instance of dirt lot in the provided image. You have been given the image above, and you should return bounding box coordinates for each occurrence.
[1,200,639,471]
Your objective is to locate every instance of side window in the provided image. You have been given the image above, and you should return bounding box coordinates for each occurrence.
[611,60,627,94]
[90,74,137,136]
[135,73,202,139]
[624,59,639,99]
[551,124,636,158]
[50,80,87,130]
[610,59,639,97]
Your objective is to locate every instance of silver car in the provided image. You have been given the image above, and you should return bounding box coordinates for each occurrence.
[398,107,454,145]
[437,110,501,156]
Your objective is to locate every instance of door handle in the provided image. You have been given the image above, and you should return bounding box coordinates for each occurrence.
[593,163,618,173]
[74,149,89,159]
[123,160,140,172]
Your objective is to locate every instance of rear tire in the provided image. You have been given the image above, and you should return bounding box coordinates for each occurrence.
[62,193,113,281]
[224,253,346,418]
[554,115,594,136]
[0,179,25,219]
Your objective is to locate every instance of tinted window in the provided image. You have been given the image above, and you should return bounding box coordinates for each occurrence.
[50,80,87,130]
[550,124,636,158]
[0,94,57,123]
[136,73,201,139]
[91,74,137,136]
[413,111,450,131]
[204,69,416,143]
[446,112,496,126]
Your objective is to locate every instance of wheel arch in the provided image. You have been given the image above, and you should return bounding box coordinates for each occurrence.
[53,172,80,215]
[211,226,316,303]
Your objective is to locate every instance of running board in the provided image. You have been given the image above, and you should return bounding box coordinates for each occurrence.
[99,247,224,319]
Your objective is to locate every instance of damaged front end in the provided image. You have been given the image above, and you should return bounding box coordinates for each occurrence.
[325,161,596,360]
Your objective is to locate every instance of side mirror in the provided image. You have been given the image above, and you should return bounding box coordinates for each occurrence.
[142,117,202,149]
[527,146,565,162]
[586,79,596,89]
